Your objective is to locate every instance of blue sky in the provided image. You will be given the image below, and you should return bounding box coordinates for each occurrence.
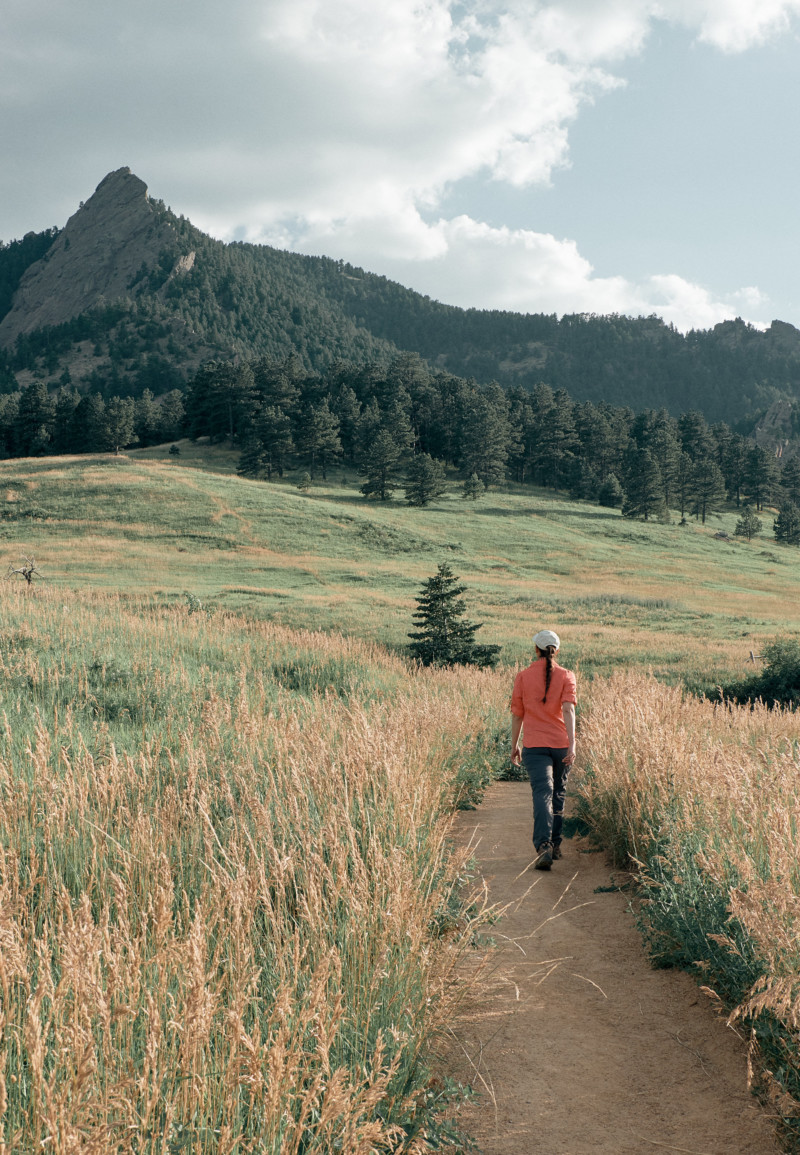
[2,1,800,331]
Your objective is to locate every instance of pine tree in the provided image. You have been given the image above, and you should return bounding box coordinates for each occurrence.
[745,445,779,511]
[569,460,598,501]
[462,473,485,500]
[678,410,714,462]
[621,448,665,521]
[331,385,361,464]
[237,405,294,480]
[408,563,500,667]
[158,390,186,442]
[597,472,623,508]
[689,457,726,523]
[721,432,749,506]
[780,456,800,506]
[574,402,619,482]
[459,386,511,488]
[134,389,159,447]
[355,398,382,465]
[734,505,762,542]
[360,427,401,500]
[186,361,256,444]
[296,399,341,479]
[649,412,680,509]
[674,450,693,521]
[15,381,55,456]
[380,394,415,457]
[774,503,800,545]
[404,453,446,506]
[524,383,556,485]
[70,394,106,453]
[50,389,81,454]
[237,435,269,480]
[104,396,136,454]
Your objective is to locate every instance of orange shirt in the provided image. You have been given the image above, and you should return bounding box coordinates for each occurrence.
[511,660,577,748]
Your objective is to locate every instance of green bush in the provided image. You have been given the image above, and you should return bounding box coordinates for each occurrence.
[719,636,800,708]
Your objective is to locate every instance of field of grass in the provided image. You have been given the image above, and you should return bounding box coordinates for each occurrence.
[5,445,800,1147]
[574,673,800,1142]
[0,582,509,1152]
[0,444,796,685]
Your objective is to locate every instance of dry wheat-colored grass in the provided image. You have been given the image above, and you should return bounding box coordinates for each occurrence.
[0,586,509,1153]
[576,671,800,1119]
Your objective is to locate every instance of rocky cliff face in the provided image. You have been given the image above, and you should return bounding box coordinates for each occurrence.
[0,168,175,347]
[752,398,796,458]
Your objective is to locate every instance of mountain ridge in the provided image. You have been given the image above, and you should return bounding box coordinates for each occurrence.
[3,169,800,429]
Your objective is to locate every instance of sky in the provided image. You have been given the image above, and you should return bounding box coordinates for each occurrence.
[2,0,800,333]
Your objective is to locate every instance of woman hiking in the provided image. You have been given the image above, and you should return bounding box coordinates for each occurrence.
[510,630,577,870]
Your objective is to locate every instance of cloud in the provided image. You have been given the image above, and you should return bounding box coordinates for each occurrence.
[661,0,800,52]
[0,1,797,330]
[305,213,763,332]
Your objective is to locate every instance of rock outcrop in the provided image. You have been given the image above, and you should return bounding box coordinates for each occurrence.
[0,168,175,347]
[752,398,795,458]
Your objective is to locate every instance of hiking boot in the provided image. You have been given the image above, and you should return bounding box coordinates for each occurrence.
[552,844,562,860]
[534,842,553,871]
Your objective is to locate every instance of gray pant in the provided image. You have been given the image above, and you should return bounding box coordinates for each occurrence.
[522,746,570,850]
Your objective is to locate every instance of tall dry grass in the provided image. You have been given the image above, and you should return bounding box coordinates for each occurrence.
[575,670,800,1126]
[0,586,509,1152]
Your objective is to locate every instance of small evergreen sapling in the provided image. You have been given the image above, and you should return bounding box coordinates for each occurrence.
[734,505,761,542]
[408,562,500,668]
[462,473,485,501]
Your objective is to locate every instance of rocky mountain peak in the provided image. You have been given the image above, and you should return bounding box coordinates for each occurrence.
[0,168,176,347]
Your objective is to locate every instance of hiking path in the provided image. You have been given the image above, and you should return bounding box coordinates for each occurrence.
[444,781,781,1155]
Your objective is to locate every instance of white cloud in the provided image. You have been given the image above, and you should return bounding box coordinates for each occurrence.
[659,0,800,52]
[0,0,797,330]
[308,214,761,331]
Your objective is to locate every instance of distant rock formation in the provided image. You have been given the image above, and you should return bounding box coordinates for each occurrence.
[752,397,796,459]
[0,168,175,346]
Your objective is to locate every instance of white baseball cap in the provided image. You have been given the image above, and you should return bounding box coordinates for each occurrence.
[533,630,560,650]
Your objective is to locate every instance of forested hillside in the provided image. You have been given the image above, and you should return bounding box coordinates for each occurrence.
[3,351,799,540]
[3,169,800,429]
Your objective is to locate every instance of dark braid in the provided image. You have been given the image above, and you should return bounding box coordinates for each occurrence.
[542,645,556,702]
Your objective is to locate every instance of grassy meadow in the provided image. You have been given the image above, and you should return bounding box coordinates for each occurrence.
[0,583,508,1152]
[0,442,797,684]
[2,445,800,1148]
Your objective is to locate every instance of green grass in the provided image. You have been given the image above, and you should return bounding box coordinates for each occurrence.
[0,446,796,685]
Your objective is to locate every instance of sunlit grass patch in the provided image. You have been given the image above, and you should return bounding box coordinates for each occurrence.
[0,451,798,683]
[0,583,508,1150]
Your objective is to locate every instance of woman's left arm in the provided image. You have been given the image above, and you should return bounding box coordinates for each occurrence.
[511,713,523,764]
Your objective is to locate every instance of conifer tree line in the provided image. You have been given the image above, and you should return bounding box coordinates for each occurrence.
[184,352,797,521]
[0,381,185,457]
[3,350,800,532]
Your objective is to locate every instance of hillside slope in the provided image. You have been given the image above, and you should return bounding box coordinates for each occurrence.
[1,447,795,681]
[4,169,800,423]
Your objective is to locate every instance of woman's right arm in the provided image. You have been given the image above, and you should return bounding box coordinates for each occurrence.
[562,702,576,766]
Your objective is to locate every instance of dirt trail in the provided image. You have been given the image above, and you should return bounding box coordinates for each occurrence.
[445,782,781,1155]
